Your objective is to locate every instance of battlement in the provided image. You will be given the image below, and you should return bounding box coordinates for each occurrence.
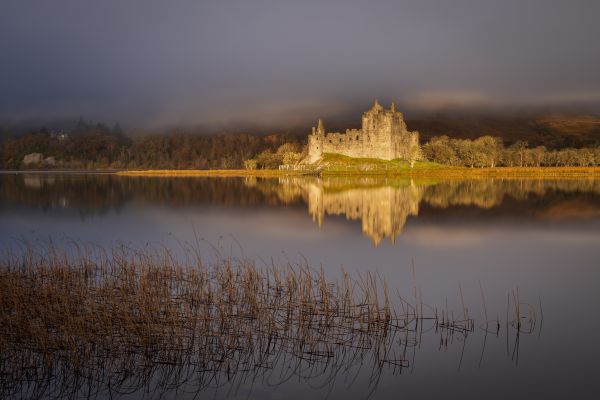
[306,100,420,163]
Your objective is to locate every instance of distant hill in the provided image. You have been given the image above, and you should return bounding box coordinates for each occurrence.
[405,114,600,149]
[3,111,600,150]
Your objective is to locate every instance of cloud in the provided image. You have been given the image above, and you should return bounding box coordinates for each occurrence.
[404,91,496,110]
[144,97,352,131]
[405,224,600,248]
[2,0,600,129]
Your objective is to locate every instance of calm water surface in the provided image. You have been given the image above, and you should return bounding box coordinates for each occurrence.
[1,173,599,399]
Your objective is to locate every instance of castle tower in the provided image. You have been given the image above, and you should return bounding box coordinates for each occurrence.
[372,99,383,111]
[362,100,398,159]
[316,118,325,136]
[307,118,324,163]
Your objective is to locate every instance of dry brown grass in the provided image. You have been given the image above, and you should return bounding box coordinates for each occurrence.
[0,244,539,398]
[537,114,600,135]
[116,169,296,177]
[116,166,600,179]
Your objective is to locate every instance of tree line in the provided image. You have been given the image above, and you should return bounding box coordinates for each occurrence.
[0,125,304,170]
[422,135,600,167]
[1,123,600,170]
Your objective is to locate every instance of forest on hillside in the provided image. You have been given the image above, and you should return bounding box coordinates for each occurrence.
[1,116,600,170]
[0,123,305,170]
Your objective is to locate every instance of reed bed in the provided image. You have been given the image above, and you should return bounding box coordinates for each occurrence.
[0,244,539,399]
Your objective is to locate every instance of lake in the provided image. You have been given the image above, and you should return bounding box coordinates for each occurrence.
[1,173,599,399]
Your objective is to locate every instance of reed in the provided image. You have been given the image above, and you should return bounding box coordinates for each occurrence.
[0,243,539,398]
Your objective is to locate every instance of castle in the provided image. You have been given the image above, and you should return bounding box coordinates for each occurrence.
[306,100,420,163]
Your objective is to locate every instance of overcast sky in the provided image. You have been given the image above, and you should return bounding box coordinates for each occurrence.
[1,0,600,130]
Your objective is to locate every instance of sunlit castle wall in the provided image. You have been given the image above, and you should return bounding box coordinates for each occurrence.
[307,100,420,163]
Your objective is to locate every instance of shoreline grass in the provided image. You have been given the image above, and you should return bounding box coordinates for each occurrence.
[322,166,600,178]
[115,168,301,177]
[317,153,600,177]
[115,166,600,178]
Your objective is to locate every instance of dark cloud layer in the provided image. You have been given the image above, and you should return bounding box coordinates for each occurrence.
[1,0,600,130]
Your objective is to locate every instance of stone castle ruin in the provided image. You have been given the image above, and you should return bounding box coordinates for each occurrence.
[306,100,420,163]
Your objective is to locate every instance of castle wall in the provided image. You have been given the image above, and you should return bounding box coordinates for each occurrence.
[316,128,400,160]
[393,132,419,160]
[320,129,372,159]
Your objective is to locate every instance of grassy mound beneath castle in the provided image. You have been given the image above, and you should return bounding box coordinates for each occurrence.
[317,153,441,173]
[316,153,600,177]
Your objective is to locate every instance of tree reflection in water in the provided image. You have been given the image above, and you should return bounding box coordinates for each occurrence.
[269,176,600,245]
[2,174,600,245]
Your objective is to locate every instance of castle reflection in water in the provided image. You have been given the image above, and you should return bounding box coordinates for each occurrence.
[301,178,422,246]
[254,176,600,246]
[2,173,600,246]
